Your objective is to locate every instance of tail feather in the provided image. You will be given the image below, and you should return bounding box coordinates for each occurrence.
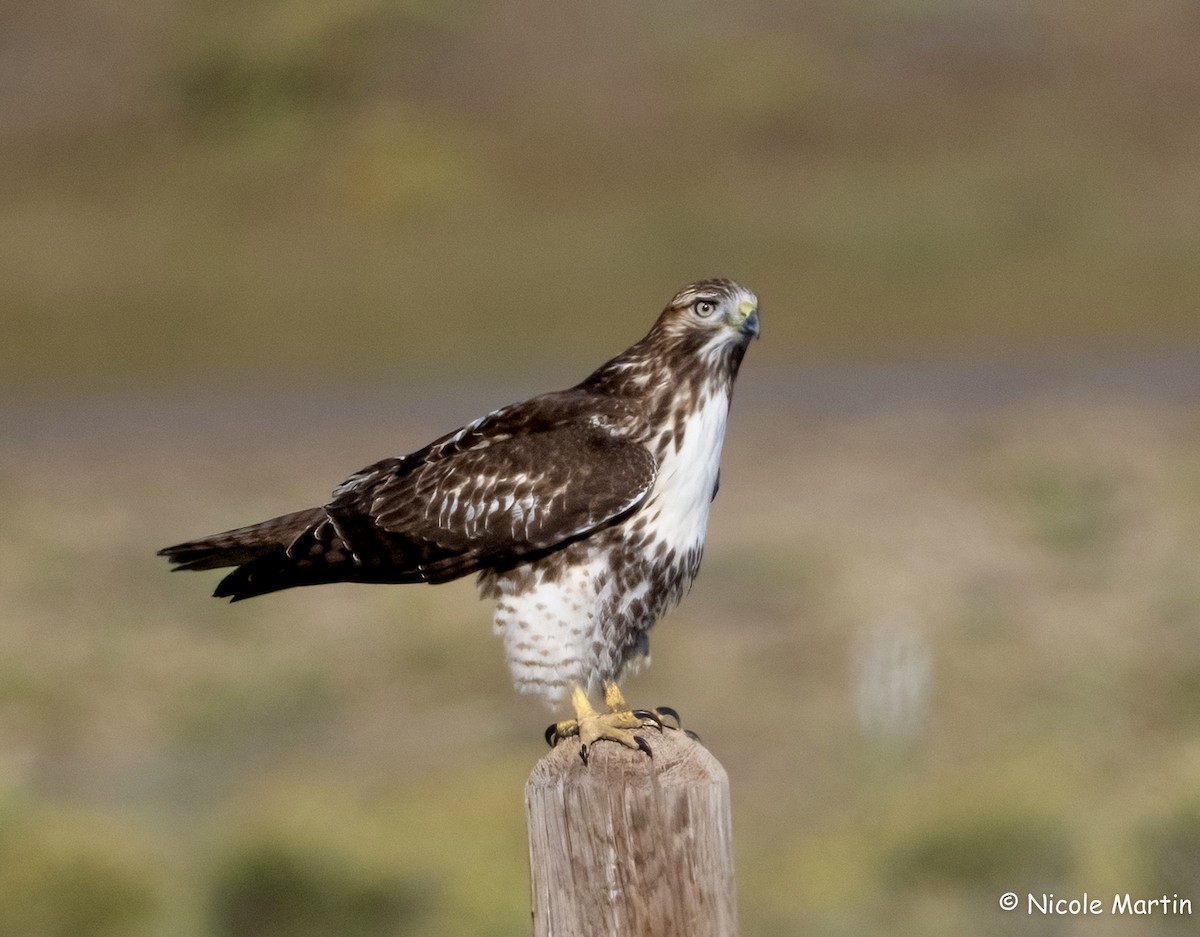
[212,552,323,602]
[160,504,456,602]
[157,508,324,571]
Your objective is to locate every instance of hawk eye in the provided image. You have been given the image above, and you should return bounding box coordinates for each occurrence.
[694,299,717,317]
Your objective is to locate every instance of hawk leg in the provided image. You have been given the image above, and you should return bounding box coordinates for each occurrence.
[545,684,668,764]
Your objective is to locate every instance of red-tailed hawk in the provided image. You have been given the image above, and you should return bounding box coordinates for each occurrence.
[160,279,760,761]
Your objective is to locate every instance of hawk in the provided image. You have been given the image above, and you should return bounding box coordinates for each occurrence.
[160,279,760,760]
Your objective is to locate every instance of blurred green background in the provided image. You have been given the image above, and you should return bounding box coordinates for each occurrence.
[2,1,1200,935]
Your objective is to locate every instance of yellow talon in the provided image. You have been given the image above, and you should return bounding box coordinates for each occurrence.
[546,683,660,763]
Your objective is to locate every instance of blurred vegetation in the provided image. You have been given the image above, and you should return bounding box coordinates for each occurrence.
[3,0,1200,393]
[2,2,1199,935]
[0,803,162,937]
[209,833,431,937]
[1137,803,1200,892]
[886,812,1074,892]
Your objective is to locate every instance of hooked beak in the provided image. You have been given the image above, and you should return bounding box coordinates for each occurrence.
[741,307,760,340]
[733,297,760,339]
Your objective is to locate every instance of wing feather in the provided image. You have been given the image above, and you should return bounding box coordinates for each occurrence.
[326,391,656,582]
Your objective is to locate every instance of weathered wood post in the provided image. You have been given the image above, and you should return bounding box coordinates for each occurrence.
[525,728,738,936]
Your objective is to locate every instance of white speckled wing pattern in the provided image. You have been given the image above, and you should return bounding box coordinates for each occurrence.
[349,407,658,583]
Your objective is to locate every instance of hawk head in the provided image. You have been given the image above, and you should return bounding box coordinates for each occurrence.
[660,278,760,346]
[581,278,760,395]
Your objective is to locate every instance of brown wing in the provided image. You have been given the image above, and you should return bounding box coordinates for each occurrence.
[184,391,656,600]
[332,414,656,582]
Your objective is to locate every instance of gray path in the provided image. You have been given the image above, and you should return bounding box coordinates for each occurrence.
[2,347,1198,450]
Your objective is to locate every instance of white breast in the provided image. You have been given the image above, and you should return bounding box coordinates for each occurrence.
[642,390,730,554]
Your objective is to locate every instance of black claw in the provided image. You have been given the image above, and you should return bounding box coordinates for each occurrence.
[579,744,590,766]
[655,706,682,729]
[684,729,702,743]
[545,724,559,747]
[632,709,665,732]
[634,736,653,758]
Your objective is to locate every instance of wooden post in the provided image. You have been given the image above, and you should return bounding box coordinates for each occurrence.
[525,728,738,937]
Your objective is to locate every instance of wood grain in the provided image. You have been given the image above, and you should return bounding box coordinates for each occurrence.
[525,729,737,936]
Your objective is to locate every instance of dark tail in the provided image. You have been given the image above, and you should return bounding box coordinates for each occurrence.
[158,508,323,571]
[158,508,327,601]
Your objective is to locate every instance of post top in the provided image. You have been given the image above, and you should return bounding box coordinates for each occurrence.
[526,727,728,790]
